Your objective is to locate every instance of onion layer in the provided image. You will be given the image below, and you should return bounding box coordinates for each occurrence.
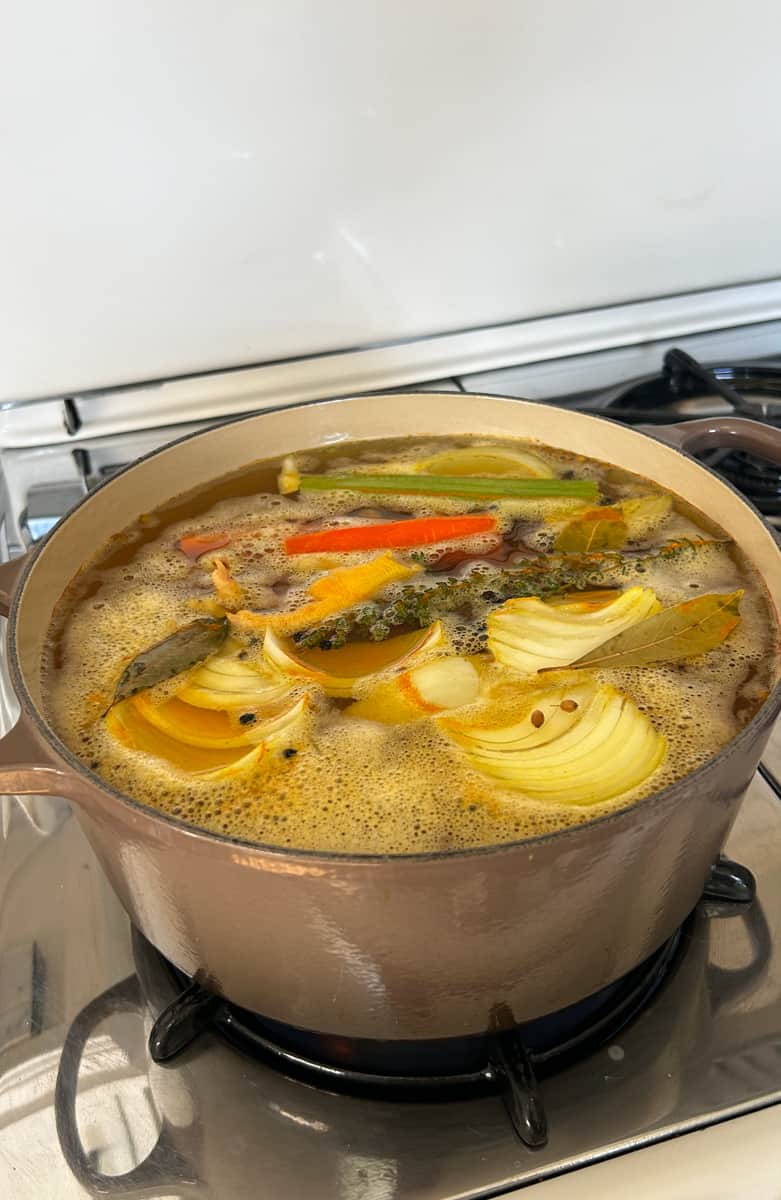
[440,680,666,805]
[347,656,481,723]
[177,641,292,711]
[106,695,308,778]
[263,622,445,698]
[487,586,660,675]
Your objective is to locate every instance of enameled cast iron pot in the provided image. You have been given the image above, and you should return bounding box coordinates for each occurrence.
[2,394,781,1040]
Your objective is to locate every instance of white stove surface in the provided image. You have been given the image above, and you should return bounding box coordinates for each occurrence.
[527,1104,781,1200]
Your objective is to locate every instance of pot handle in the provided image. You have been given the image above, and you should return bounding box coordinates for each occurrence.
[708,907,772,1013]
[0,548,33,618]
[0,713,78,798]
[54,975,199,1195]
[705,903,772,1014]
[0,551,83,798]
[643,415,781,463]
[0,552,97,803]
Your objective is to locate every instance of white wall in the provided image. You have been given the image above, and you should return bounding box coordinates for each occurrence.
[2,0,780,402]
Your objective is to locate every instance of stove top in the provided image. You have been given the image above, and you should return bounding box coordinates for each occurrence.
[587,351,781,524]
[4,353,781,558]
[3,343,781,1198]
[2,766,781,1199]
[141,922,687,1151]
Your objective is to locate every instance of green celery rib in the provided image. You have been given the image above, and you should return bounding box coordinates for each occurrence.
[298,473,598,499]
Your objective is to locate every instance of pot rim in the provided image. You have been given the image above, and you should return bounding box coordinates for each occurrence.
[10,391,781,864]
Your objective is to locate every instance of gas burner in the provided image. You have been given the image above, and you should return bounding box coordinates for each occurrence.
[136,857,754,1151]
[145,931,680,1149]
[590,350,781,521]
[596,354,781,425]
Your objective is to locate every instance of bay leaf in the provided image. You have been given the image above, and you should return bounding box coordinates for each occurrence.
[555,508,628,554]
[112,617,228,704]
[551,590,743,672]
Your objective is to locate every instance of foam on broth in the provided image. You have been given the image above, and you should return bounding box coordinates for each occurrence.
[43,437,779,853]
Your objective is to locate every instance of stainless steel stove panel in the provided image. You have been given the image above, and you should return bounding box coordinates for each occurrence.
[0,423,207,556]
[0,378,461,554]
[1,764,781,1199]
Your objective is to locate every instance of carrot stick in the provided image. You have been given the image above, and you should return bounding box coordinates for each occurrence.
[284,514,497,556]
[178,532,231,560]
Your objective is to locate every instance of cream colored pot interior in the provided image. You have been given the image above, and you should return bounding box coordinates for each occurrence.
[16,393,781,712]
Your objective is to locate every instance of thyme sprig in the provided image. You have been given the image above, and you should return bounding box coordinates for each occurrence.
[293,538,718,650]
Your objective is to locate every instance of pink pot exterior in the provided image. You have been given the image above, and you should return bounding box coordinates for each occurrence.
[2,395,781,1038]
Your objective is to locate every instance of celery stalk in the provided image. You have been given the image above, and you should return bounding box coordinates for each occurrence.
[298,473,598,499]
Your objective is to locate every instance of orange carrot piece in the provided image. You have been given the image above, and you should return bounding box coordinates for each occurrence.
[284,514,497,556]
[178,532,231,560]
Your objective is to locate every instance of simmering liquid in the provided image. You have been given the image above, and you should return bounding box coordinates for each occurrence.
[43,436,779,853]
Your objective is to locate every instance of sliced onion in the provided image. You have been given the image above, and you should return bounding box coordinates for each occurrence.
[197,742,268,781]
[106,694,308,777]
[263,622,445,698]
[487,586,660,675]
[399,657,481,711]
[347,656,481,724]
[415,446,556,479]
[278,455,301,495]
[240,695,310,745]
[440,681,666,805]
[177,644,292,711]
[134,693,255,749]
[107,699,256,773]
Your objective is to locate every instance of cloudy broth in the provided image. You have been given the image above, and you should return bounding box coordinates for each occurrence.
[43,436,779,854]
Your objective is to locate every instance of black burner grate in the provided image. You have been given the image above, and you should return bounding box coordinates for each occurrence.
[135,857,755,1150]
[700,448,781,515]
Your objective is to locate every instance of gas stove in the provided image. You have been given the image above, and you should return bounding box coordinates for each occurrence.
[3,337,781,1199]
[3,760,781,1198]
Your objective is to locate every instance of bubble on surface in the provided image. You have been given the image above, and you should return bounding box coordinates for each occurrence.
[43,436,779,854]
